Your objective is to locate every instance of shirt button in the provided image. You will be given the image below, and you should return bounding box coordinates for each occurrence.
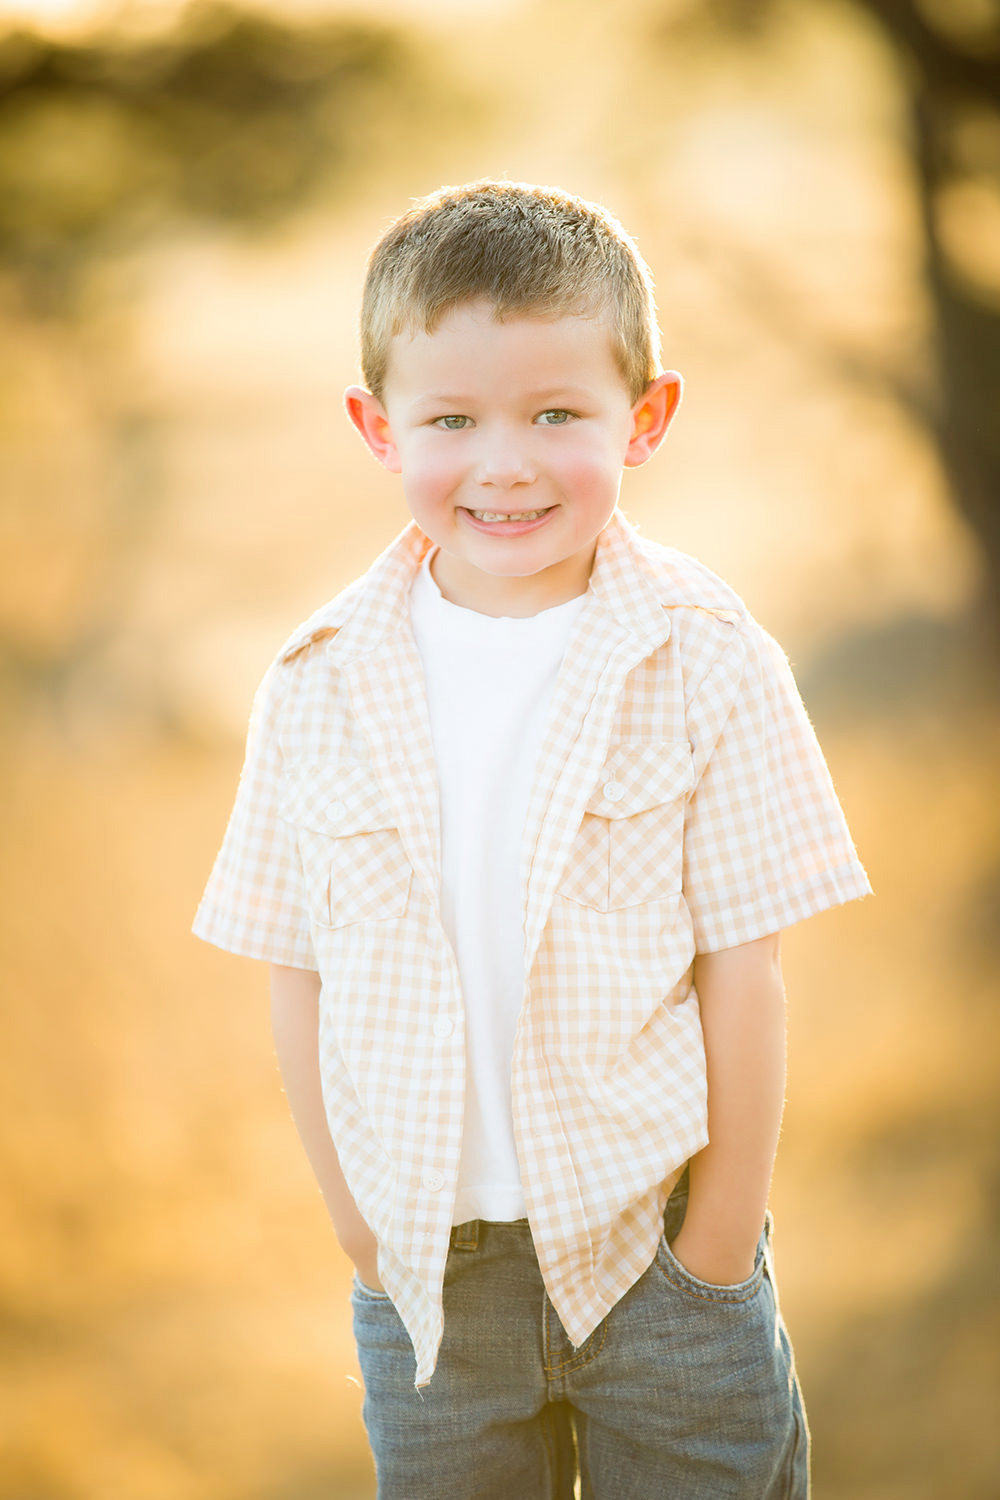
[433,1016,453,1040]
[422,1169,445,1192]
[602,780,624,803]
[326,800,347,823]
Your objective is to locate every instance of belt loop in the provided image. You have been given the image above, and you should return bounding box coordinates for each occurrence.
[451,1219,480,1251]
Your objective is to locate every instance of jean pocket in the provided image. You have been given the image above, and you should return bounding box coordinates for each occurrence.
[654,1225,768,1305]
[350,1271,392,1303]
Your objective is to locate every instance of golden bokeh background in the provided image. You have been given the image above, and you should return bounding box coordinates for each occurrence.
[2,2,998,1496]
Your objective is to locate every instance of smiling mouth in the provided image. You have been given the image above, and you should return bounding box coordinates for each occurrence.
[465,507,554,523]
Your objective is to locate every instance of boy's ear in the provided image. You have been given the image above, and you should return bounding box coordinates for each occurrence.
[624,371,683,468]
[344,386,402,473]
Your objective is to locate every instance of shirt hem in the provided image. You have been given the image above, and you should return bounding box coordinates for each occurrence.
[452,1189,528,1225]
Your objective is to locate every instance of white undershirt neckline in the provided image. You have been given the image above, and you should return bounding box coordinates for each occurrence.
[409,551,587,1224]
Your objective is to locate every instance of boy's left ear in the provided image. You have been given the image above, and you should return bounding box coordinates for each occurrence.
[624,371,683,468]
[344,385,402,473]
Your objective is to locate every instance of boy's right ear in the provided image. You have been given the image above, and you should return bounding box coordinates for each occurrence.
[344,386,402,473]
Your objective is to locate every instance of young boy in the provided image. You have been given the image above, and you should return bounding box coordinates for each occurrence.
[194,180,870,1499]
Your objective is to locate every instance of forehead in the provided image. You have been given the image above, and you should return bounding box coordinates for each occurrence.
[383,299,627,397]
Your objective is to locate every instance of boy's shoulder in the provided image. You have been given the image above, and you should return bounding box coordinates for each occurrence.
[268,517,767,680]
[275,523,431,669]
[611,520,788,705]
[631,531,746,620]
[615,520,752,642]
[275,579,369,667]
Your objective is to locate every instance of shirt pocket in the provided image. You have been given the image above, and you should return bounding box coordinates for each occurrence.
[559,740,694,912]
[279,760,412,929]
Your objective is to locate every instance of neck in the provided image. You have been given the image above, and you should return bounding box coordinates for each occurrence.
[429,550,595,618]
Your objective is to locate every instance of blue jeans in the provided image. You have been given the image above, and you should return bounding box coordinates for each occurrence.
[351,1178,810,1499]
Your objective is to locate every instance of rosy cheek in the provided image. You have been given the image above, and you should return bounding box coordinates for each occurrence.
[557,453,607,493]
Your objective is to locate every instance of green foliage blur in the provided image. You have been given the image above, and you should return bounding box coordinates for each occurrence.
[0,3,449,310]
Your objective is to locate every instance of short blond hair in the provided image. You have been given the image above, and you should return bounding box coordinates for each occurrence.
[360,180,661,405]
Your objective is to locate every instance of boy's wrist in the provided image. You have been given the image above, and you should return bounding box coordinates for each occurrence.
[668,1219,759,1287]
[335,1219,383,1290]
[351,1250,384,1293]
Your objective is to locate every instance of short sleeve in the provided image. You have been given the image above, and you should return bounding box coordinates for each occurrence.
[193,660,317,969]
[683,621,871,952]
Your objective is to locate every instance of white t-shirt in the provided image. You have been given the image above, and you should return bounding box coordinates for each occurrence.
[409,553,587,1223]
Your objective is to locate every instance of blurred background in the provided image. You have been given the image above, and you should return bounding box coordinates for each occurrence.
[1,0,998,1496]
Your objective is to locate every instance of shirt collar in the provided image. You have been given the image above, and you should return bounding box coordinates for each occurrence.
[281,521,431,664]
[586,509,674,652]
[293,509,672,663]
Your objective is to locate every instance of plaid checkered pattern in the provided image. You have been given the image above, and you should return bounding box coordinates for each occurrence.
[194,510,870,1386]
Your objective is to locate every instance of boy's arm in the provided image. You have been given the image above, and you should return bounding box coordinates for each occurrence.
[670,932,786,1285]
[269,963,383,1290]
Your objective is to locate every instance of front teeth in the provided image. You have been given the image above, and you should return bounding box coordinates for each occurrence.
[470,509,549,522]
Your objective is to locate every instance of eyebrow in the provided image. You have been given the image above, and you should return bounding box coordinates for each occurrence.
[408,394,471,409]
[527,387,595,403]
[409,387,597,409]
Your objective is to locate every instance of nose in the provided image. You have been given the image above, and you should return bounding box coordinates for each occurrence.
[473,425,536,489]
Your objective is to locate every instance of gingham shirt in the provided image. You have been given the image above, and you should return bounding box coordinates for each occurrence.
[194,509,870,1386]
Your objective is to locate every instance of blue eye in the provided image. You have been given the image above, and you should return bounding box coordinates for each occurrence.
[435,415,472,430]
[536,409,574,426]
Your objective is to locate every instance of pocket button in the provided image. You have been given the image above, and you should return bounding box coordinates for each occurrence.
[602,780,624,803]
[326,800,348,823]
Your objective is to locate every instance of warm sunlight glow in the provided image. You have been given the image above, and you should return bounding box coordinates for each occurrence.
[1,1,995,1497]
[0,0,110,24]
[0,0,513,32]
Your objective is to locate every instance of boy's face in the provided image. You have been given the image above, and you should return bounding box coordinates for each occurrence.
[346,300,681,615]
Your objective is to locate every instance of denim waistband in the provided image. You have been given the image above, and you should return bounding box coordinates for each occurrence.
[450,1218,529,1251]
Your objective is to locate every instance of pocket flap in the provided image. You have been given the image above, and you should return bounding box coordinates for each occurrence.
[585,740,694,819]
[279,760,398,836]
